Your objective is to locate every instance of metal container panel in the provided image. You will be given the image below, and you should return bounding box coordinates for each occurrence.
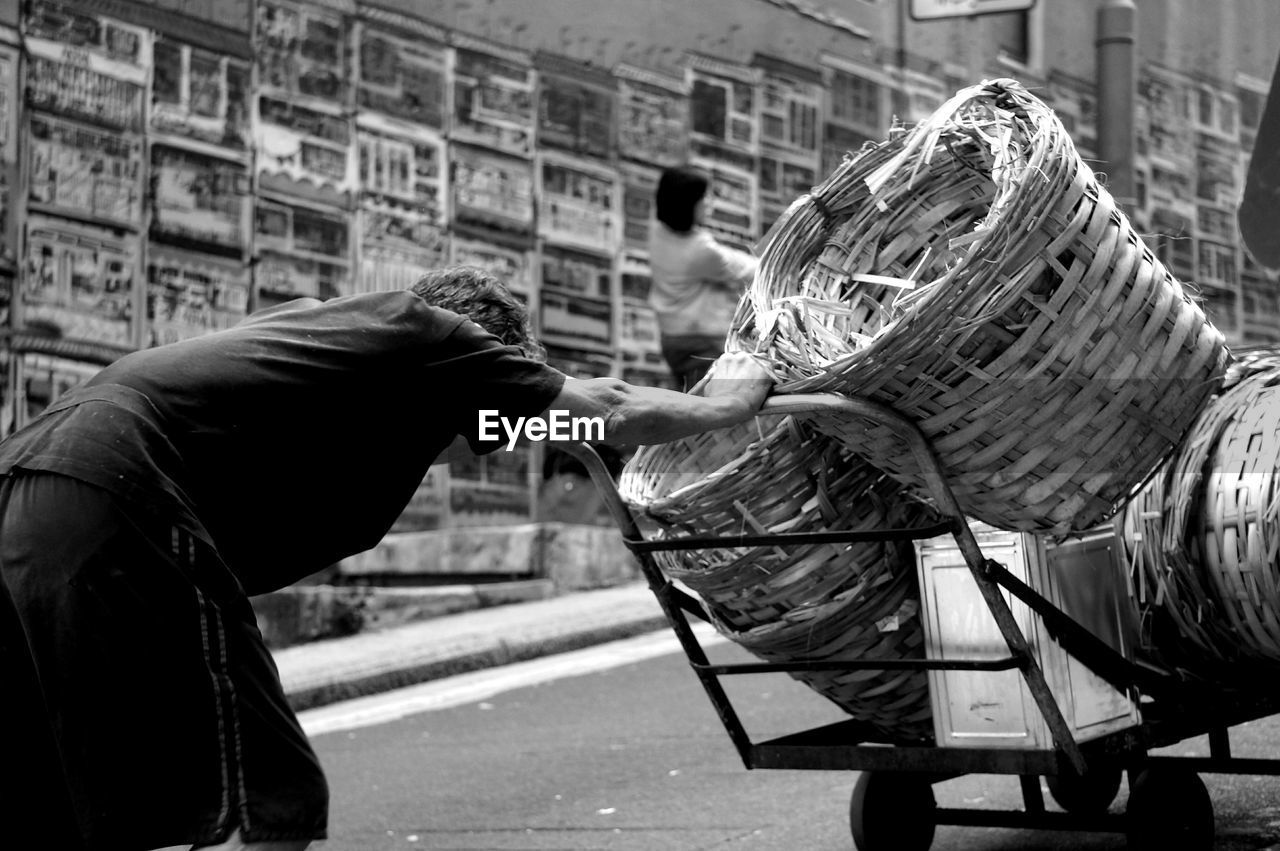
[916,524,1141,749]
[1039,528,1143,739]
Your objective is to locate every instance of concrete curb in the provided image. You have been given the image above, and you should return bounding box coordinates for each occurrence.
[284,614,669,712]
[253,579,559,649]
[274,582,668,713]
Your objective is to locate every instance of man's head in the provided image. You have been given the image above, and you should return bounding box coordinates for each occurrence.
[412,266,545,360]
[655,165,711,233]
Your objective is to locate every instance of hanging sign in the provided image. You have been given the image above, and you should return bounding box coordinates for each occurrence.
[543,345,614,381]
[619,250,652,302]
[18,353,101,424]
[25,54,143,130]
[450,236,531,297]
[255,198,349,259]
[359,242,444,296]
[616,65,688,167]
[539,288,613,353]
[22,214,139,347]
[152,39,250,149]
[151,144,249,248]
[357,126,448,294]
[452,38,535,158]
[0,44,17,270]
[618,300,662,354]
[909,0,1035,20]
[540,244,612,299]
[23,2,149,133]
[255,252,348,301]
[256,95,353,207]
[688,55,759,156]
[357,125,445,225]
[357,21,447,130]
[146,245,249,346]
[620,165,658,250]
[451,145,534,233]
[691,159,757,247]
[537,54,615,160]
[255,0,348,101]
[360,202,447,257]
[27,113,144,226]
[1141,68,1194,165]
[23,1,151,80]
[537,159,619,253]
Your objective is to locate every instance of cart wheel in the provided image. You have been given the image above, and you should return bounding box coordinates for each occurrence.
[1046,763,1123,814]
[1125,767,1214,851]
[849,771,936,851]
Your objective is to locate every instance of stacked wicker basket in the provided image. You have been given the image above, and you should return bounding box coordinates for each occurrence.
[619,416,939,743]
[622,79,1233,740]
[729,78,1228,536]
[1121,350,1280,677]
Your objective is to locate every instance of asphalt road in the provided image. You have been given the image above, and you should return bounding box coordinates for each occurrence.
[306,632,1280,851]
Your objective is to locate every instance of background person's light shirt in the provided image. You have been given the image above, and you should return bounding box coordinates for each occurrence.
[647,223,758,337]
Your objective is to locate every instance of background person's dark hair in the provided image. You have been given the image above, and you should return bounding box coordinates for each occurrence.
[412,266,545,360]
[655,165,710,233]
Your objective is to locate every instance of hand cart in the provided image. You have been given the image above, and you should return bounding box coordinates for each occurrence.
[562,393,1280,850]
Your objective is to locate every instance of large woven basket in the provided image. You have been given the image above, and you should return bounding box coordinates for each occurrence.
[618,415,938,742]
[729,78,1229,536]
[1121,350,1280,674]
[1166,358,1280,667]
[1120,467,1235,674]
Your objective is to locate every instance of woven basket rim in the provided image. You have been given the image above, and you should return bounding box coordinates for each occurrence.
[739,78,1055,385]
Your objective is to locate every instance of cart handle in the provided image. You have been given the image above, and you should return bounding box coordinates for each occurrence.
[561,392,968,554]
[757,393,968,522]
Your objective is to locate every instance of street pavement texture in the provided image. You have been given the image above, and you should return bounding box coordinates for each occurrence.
[275,582,669,712]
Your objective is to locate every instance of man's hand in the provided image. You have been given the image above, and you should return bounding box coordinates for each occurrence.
[549,352,775,447]
[696,352,774,413]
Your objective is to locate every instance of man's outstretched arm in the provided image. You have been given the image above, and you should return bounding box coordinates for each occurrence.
[548,352,774,446]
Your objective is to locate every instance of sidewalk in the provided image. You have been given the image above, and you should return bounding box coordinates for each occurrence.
[273,581,670,712]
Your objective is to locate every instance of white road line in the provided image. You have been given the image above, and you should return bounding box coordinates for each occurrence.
[300,622,725,738]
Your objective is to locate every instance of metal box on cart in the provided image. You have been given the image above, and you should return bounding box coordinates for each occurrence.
[915,523,1142,749]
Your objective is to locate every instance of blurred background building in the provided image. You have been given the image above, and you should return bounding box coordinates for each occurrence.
[0,0,1276,559]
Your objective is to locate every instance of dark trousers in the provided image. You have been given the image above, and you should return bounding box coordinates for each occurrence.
[0,472,328,850]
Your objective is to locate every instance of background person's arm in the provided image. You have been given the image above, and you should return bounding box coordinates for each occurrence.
[692,233,758,291]
[548,352,773,446]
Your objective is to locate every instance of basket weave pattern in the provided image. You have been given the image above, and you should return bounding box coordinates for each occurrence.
[1121,469,1233,673]
[619,416,937,742]
[730,79,1228,536]
[1122,354,1280,673]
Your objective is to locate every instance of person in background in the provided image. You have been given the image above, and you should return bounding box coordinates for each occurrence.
[648,165,760,389]
[0,266,773,851]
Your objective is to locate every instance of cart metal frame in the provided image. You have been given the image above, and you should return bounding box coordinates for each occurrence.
[563,393,1280,848]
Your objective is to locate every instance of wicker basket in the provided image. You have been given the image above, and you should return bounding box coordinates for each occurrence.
[1121,352,1280,673]
[618,415,938,742]
[1170,362,1280,667]
[729,78,1229,536]
[1120,467,1235,674]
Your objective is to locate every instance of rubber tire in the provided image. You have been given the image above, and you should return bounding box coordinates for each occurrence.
[1046,763,1124,814]
[849,771,937,851]
[1125,768,1215,851]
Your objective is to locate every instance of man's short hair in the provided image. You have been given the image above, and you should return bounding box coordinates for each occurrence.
[412,266,545,360]
[655,165,710,233]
